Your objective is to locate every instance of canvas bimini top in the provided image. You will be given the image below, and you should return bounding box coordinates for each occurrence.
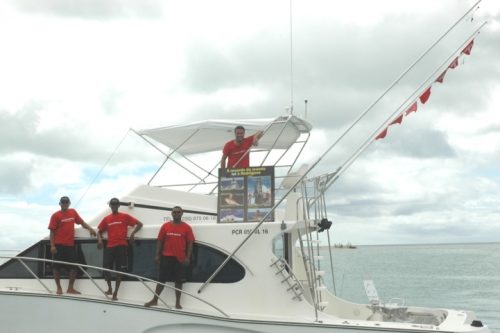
[136,114,312,155]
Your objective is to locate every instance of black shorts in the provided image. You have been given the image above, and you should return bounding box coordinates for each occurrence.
[52,245,77,270]
[104,246,128,275]
[159,256,186,284]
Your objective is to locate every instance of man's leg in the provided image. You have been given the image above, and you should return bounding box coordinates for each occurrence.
[113,246,128,300]
[67,268,81,294]
[53,268,63,295]
[174,281,183,309]
[64,246,81,294]
[145,255,167,307]
[103,248,113,295]
[113,275,122,301]
[144,284,164,307]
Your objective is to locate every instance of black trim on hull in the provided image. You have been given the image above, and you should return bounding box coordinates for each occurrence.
[118,202,217,216]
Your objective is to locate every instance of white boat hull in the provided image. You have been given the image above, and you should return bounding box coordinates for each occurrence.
[0,291,490,333]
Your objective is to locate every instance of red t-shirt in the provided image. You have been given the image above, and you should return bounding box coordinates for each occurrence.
[48,209,84,246]
[98,212,139,248]
[158,221,195,262]
[223,136,254,168]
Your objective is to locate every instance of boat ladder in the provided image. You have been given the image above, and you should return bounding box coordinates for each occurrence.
[270,257,304,301]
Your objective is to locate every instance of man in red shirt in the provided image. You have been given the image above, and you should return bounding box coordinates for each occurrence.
[97,197,143,300]
[48,196,97,295]
[144,206,195,309]
[220,125,263,169]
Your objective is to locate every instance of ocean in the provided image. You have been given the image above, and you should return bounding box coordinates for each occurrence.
[320,242,500,332]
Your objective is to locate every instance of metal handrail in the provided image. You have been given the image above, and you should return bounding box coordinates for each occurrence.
[0,256,229,317]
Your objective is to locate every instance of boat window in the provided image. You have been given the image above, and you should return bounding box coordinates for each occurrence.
[131,240,246,283]
[189,242,245,283]
[0,239,245,283]
[41,241,104,278]
[273,234,285,259]
[0,241,42,278]
[273,233,291,262]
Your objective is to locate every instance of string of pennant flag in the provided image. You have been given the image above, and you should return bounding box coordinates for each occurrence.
[375,39,475,141]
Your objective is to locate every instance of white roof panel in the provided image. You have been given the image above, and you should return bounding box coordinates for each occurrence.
[136,115,312,155]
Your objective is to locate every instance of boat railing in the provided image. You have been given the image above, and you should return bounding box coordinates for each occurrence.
[135,115,311,195]
[0,255,229,318]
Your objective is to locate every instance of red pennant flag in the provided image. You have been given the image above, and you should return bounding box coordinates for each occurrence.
[389,114,403,126]
[461,39,474,55]
[375,128,388,140]
[419,87,432,104]
[405,102,418,116]
[435,70,447,84]
[448,57,459,69]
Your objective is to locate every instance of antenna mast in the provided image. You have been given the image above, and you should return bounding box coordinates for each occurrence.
[289,0,294,115]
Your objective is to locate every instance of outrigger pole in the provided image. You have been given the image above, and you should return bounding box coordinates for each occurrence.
[317,22,487,199]
[198,0,483,294]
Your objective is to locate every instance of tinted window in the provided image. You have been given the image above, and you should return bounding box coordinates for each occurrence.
[189,243,246,283]
[0,240,245,283]
[0,242,42,278]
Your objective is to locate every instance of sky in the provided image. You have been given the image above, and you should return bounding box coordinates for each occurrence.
[0,0,499,250]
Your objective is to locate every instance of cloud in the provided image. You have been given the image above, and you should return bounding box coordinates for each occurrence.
[374,128,457,158]
[0,0,499,248]
[8,0,165,19]
[0,105,100,161]
[0,157,34,195]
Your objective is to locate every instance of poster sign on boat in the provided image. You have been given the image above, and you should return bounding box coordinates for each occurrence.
[218,166,275,223]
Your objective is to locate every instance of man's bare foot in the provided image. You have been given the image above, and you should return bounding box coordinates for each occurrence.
[56,288,63,295]
[175,304,182,309]
[144,300,157,307]
[112,295,118,301]
[66,288,81,295]
[105,289,112,295]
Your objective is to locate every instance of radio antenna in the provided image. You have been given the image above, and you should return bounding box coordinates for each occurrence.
[289,0,294,115]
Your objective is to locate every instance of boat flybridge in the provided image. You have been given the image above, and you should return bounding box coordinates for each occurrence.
[0,114,490,333]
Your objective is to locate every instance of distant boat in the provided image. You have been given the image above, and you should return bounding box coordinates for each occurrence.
[334,242,357,249]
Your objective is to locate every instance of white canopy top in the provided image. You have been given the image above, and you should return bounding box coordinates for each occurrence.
[136,115,312,155]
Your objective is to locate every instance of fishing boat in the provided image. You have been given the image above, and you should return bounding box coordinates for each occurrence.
[0,113,490,333]
[0,1,491,331]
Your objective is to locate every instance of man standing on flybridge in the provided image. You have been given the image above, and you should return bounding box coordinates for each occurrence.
[220,125,263,169]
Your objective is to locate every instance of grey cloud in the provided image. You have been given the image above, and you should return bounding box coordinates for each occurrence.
[374,128,457,158]
[9,0,164,19]
[0,159,34,194]
[0,105,103,161]
[180,9,496,136]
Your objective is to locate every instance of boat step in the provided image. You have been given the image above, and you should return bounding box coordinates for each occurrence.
[315,270,325,276]
[319,301,329,308]
[275,266,287,274]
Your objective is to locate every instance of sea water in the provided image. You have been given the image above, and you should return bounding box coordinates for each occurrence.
[320,243,500,332]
